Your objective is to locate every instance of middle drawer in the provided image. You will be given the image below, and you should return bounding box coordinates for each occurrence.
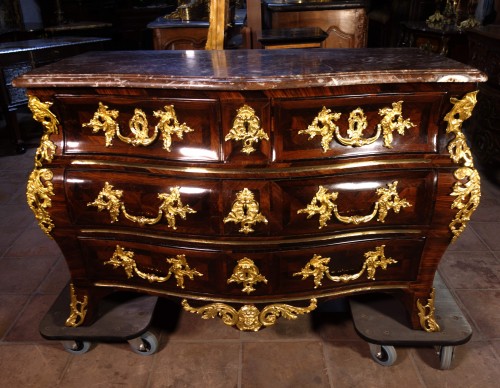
[66,168,436,237]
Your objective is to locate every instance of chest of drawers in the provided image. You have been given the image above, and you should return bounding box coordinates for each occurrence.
[14,48,485,332]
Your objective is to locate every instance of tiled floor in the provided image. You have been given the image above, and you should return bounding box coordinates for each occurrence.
[1,118,499,387]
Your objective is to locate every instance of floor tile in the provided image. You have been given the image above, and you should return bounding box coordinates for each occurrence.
[239,312,321,342]
[4,224,61,258]
[445,224,490,252]
[324,341,424,387]
[4,294,58,342]
[0,228,25,258]
[242,341,329,388]
[59,343,153,388]
[0,203,33,229]
[412,341,500,387]
[312,312,361,341]
[37,257,70,295]
[454,290,500,339]
[0,294,30,339]
[0,256,58,294]
[469,222,500,251]
[471,197,500,222]
[490,339,500,358]
[150,342,240,388]
[438,251,500,289]
[0,176,27,205]
[161,307,241,341]
[0,344,70,387]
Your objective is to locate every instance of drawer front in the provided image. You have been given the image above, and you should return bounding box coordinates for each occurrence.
[55,96,221,162]
[275,237,423,294]
[79,238,223,295]
[67,168,434,237]
[78,236,423,299]
[223,170,435,237]
[273,92,444,161]
[66,170,220,235]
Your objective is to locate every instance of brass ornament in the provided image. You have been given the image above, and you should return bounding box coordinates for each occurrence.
[26,168,55,237]
[299,106,341,152]
[300,101,415,152]
[293,245,397,288]
[444,91,481,242]
[298,181,411,229]
[83,102,119,146]
[227,258,268,294]
[416,288,441,332]
[336,107,378,147]
[181,298,317,331]
[105,245,202,288]
[28,96,59,167]
[153,105,194,151]
[88,182,196,229]
[65,283,88,327]
[83,102,193,151]
[377,101,416,148]
[225,104,269,154]
[223,188,268,234]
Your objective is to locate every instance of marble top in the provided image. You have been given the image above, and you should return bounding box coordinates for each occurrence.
[468,24,500,40]
[13,48,486,90]
[147,17,209,28]
[0,37,111,55]
[263,0,367,11]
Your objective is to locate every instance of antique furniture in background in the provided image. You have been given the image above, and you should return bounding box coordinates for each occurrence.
[14,48,484,332]
[0,36,110,153]
[399,21,469,62]
[260,0,368,48]
[258,27,328,49]
[467,24,500,183]
[148,0,244,50]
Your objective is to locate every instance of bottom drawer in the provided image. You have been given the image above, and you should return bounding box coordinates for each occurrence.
[78,235,424,300]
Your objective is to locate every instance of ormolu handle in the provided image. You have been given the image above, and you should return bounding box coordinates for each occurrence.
[88,182,196,229]
[298,181,411,229]
[293,245,397,288]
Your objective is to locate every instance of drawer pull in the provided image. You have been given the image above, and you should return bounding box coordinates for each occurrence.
[83,102,193,151]
[301,101,415,152]
[88,183,196,229]
[182,298,317,331]
[225,104,269,154]
[445,91,481,242]
[298,181,411,228]
[105,245,202,288]
[28,96,59,167]
[227,258,268,294]
[224,188,268,234]
[416,288,440,332]
[293,245,397,287]
[26,168,55,237]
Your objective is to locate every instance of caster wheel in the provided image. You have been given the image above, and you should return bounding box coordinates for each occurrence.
[62,340,92,355]
[128,331,158,356]
[368,343,397,366]
[437,346,455,370]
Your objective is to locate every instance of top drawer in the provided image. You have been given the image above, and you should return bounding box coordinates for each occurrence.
[273,92,445,161]
[55,95,221,162]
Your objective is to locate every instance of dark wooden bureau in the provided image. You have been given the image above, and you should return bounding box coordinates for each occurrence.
[14,48,485,332]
